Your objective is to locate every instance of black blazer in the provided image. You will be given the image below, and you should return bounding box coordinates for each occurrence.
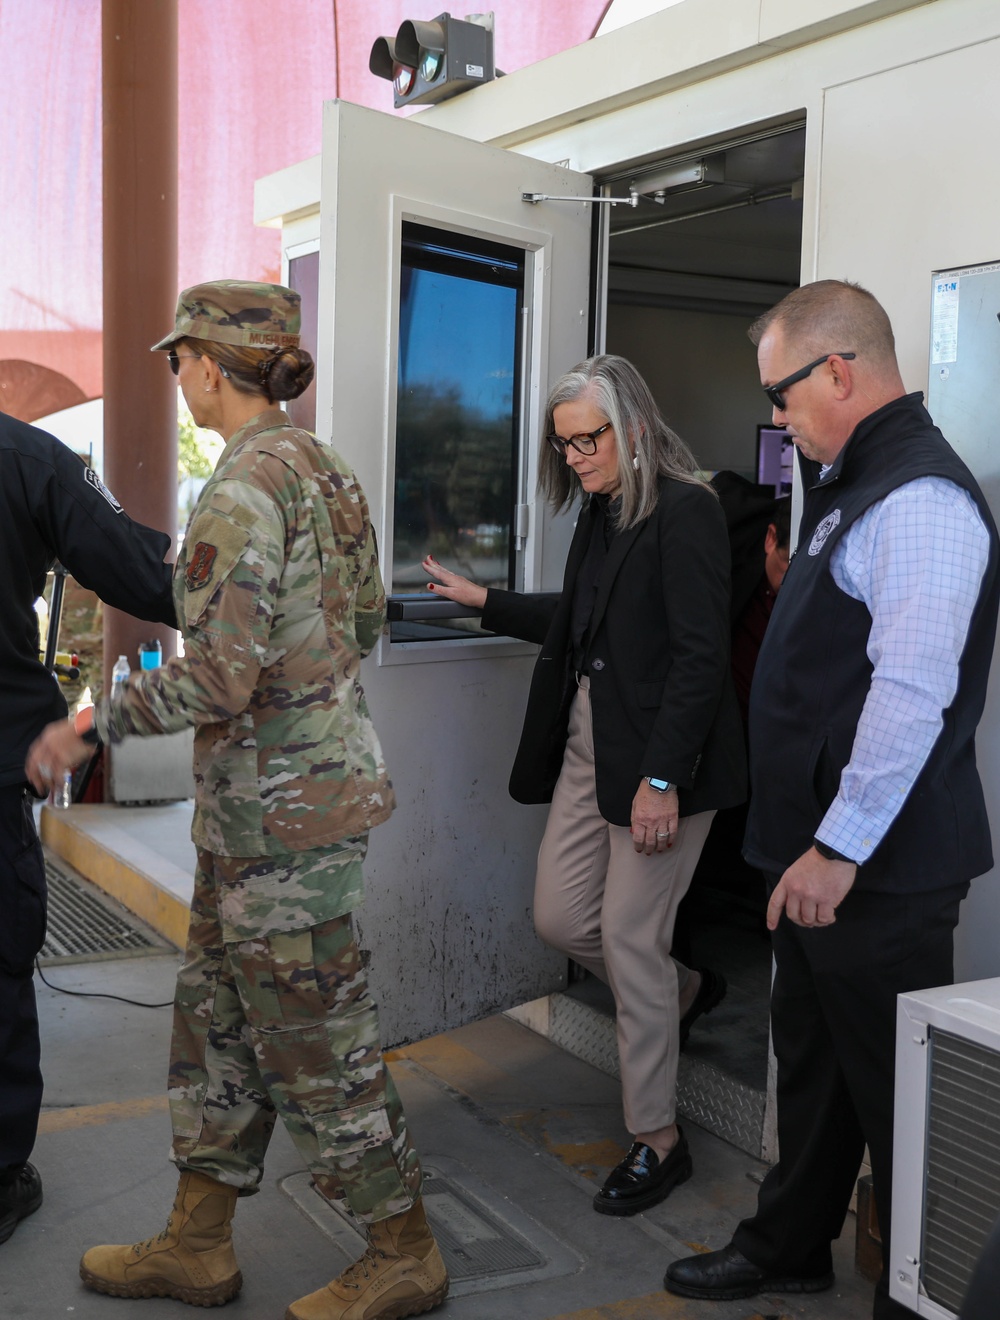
[482,478,746,827]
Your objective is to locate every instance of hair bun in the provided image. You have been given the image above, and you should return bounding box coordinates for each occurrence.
[268,347,315,402]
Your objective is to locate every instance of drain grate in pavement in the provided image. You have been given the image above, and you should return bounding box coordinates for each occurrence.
[281,1156,580,1297]
[420,1166,544,1282]
[40,855,170,963]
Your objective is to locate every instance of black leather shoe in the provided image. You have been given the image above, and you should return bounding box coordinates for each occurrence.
[664,1242,834,1300]
[0,1163,43,1245]
[679,967,727,1049]
[593,1129,692,1216]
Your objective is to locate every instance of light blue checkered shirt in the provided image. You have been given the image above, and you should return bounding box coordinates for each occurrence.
[813,476,990,865]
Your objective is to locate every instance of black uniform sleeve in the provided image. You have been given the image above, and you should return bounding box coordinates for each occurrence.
[34,441,176,627]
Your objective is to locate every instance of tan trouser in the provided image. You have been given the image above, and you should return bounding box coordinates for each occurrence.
[534,678,714,1135]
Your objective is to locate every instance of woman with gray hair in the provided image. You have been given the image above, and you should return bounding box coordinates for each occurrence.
[424,354,745,1213]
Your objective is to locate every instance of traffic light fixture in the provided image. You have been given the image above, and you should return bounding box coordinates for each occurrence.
[370,12,496,109]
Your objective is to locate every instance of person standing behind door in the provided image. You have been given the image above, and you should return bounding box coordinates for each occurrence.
[673,484,790,969]
[423,354,745,1218]
[665,280,1000,1320]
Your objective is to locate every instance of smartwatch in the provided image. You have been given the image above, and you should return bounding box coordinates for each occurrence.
[645,777,676,793]
[74,707,102,747]
[813,837,852,864]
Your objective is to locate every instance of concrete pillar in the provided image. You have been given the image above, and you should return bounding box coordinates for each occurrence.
[102,0,178,691]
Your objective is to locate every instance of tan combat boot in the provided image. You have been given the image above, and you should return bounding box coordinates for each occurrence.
[80,1168,242,1307]
[285,1196,449,1320]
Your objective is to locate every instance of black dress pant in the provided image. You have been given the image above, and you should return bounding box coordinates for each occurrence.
[733,877,967,1320]
[960,1211,1000,1319]
[0,785,47,1179]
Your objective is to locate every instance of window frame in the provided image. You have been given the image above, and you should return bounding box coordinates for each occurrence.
[377,198,550,666]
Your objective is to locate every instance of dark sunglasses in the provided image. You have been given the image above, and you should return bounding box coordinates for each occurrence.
[764,352,856,411]
[167,349,200,376]
[168,348,230,379]
[546,421,612,457]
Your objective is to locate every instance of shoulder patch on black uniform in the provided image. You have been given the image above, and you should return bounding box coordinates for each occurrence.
[84,466,124,513]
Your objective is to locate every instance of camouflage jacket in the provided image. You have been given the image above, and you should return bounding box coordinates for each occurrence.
[95,409,394,856]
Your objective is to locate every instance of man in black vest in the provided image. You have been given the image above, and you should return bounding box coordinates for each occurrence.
[665,281,1000,1320]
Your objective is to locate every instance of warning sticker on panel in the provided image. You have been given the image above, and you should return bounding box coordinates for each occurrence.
[931,277,960,364]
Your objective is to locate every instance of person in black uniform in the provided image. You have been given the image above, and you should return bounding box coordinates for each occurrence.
[0,409,175,1245]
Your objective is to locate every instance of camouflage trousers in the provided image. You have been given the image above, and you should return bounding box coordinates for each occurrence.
[168,848,422,1223]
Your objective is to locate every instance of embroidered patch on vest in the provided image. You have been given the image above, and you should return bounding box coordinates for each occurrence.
[185,542,218,590]
[808,509,841,556]
[84,466,123,513]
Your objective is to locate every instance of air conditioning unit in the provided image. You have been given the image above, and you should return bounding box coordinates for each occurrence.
[891,979,1000,1317]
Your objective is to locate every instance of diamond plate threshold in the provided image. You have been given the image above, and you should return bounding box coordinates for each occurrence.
[40,852,172,964]
[282,1157,581,1297]
[510,990,767,1160]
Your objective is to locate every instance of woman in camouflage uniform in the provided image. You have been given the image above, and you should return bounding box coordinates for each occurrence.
[27,281,448,1320]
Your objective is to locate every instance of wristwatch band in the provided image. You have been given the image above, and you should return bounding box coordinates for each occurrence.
[813,837,852,864]
[74,707,102,747]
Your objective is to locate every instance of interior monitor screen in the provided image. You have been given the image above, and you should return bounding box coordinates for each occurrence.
[757,424,793,496]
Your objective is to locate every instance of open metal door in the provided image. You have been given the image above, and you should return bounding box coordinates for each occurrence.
[313,100,594,1045]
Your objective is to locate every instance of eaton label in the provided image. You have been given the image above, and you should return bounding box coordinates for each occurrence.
[466,63,484,77]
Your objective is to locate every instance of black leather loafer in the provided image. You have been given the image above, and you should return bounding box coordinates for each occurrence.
[593,1129,693,1216]
[679,967,727,1049]
[0,1163,43,1245]
[664,1242,834,1300]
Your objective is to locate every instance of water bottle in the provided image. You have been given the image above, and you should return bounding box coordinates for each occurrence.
[111,654,131,699]
[53,769,73,810]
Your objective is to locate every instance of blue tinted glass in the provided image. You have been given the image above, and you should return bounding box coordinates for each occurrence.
[393,227,522,605]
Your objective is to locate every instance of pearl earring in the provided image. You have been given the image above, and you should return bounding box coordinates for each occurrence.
[632,453,640,470]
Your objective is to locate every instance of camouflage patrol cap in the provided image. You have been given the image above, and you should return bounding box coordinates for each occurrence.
[151,280,301,352]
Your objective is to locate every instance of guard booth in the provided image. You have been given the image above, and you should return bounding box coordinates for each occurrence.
[255,0,1000,1170]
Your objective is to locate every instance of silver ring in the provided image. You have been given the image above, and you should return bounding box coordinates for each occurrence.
[655,830,670,838]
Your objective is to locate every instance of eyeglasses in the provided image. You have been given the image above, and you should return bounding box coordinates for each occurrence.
[546,421,612,457]
[167,349,201,376]
[168,349,230,379]
[763,352,856,411]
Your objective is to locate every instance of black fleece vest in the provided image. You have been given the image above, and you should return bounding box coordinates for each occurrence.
[744,394,1000,891]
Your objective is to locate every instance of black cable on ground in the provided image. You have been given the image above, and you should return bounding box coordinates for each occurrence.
[34,957,174,1008]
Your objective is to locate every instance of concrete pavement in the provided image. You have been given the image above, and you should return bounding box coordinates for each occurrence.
[0,949,877,1320]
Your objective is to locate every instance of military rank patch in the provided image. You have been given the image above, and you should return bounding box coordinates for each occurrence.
[186,542,218,590]
[84,466,124,513]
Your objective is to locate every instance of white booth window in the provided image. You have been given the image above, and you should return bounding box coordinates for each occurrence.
[389,222,525,643]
